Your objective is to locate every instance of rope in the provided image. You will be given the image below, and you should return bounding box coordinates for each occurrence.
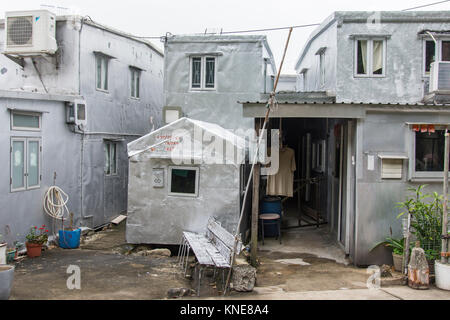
[43,186,69,220]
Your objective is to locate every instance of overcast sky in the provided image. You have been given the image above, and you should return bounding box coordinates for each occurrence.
[3,0,450,73]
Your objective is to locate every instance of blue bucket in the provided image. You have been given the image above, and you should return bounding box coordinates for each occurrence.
[59,229,81,249]
[261,196,282,214]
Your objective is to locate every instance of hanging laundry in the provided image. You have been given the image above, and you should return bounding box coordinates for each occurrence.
[266,147,296,197]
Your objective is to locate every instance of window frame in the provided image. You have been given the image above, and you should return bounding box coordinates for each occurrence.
[130,67,141,99]
[10,137,41,192]
[353,38,387,78]
[95,54,110,93]
[319,52,325,87]
[408,125,450,181]
[104,141,118,176]
[10,111,41,131]
[423,38,450,77]
[189,56,217,91]
[168,166,199,198]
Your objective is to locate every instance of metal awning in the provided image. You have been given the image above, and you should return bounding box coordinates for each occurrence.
[377,154,409,160]
[241,102,366,119]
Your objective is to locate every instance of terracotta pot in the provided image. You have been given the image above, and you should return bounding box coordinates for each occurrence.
[25,242,42,258]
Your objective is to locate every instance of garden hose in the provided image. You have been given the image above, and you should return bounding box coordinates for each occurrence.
[43,186,69,220]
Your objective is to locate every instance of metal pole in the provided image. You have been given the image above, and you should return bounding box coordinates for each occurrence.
[441,131,449,264]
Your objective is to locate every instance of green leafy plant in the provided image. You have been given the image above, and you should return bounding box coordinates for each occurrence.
[25,226,49,245]
[372,237,405,255]
[396,185,442,261]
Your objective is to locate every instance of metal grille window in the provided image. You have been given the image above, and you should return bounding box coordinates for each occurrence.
[190,56,216,90]
[11,137,41,192]
[104,142,117,175]
[130,68,141,98]
[96,55,109,91]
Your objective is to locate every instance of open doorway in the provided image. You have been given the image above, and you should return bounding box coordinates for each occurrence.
[257,117,356,256]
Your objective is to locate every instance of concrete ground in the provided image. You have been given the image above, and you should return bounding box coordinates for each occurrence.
[8,221,450,300]
[10,222,190,300]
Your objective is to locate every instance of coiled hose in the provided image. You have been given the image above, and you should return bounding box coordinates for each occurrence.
[43,186,69,220]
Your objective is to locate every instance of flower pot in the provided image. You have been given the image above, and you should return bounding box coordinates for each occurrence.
[435,261,450,291]
[25,242,42,258]
[0,265,14,300]
[0,244,6,265]
[392,253,404,272]
[59,229,81,249]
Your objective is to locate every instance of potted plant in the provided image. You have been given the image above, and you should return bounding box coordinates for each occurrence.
[25,226,49,258]
[396,186,443,274]
[372,236,405,272]
[5,248,16,264]
[13,240,24,259]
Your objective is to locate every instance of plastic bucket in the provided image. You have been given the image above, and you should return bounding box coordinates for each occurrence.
[435,261,450,291]
[59,229,81,249]
[0,265,14,300]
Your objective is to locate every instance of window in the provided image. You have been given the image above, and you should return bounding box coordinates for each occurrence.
[104,142,117,175]
[96,54,109,91]
[168,166,199,197]
[319,52,325,87]
[190,56,216,90]
[355,39,385,77]
[11,111,41,131]
[11,137,41,192]
[424,39,450,75]
[130,67,141,98]
[415,130,448,172]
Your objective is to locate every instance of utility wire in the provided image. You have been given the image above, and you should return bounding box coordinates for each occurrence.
[132,0,450,40]
[402,0,450,11]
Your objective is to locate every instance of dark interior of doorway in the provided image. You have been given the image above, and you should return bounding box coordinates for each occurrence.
[259,117,344,236]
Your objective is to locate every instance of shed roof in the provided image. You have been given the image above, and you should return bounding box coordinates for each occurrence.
[128,117,247,163]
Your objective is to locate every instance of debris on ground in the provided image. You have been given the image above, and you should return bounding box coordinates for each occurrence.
[132,248,171,257]
[381,264,393,278]
[167,287,196,298]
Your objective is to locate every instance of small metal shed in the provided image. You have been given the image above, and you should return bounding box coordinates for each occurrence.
[126,117,247,245]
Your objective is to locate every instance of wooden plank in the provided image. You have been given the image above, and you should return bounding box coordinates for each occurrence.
[111,214,127,225]
[251,164,260,266]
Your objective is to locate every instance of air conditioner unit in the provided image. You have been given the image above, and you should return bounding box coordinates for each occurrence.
[429,61,450,93]
[4,10,57,55]
[66,100,87,127]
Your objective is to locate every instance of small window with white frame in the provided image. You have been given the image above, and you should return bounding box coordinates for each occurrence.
[10,137,41,192]
[95,54,110,91]
[354,38,386,77]
[130,67,141,99]
[190,56,216,90]
[168,166,199,197]
[11,111,41,131]
[104,141,118,176]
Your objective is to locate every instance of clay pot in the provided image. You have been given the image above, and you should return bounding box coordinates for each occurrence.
[25,242,42,258]
[392,253,404,272]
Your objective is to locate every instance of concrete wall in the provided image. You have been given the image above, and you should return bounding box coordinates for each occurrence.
[354,111,450,266]
[0,97,81,245]
[0,15,163,244]
[295,11,450,103]
[164,35,275,131]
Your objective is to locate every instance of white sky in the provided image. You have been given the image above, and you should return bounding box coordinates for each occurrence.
[3,0,450,73]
